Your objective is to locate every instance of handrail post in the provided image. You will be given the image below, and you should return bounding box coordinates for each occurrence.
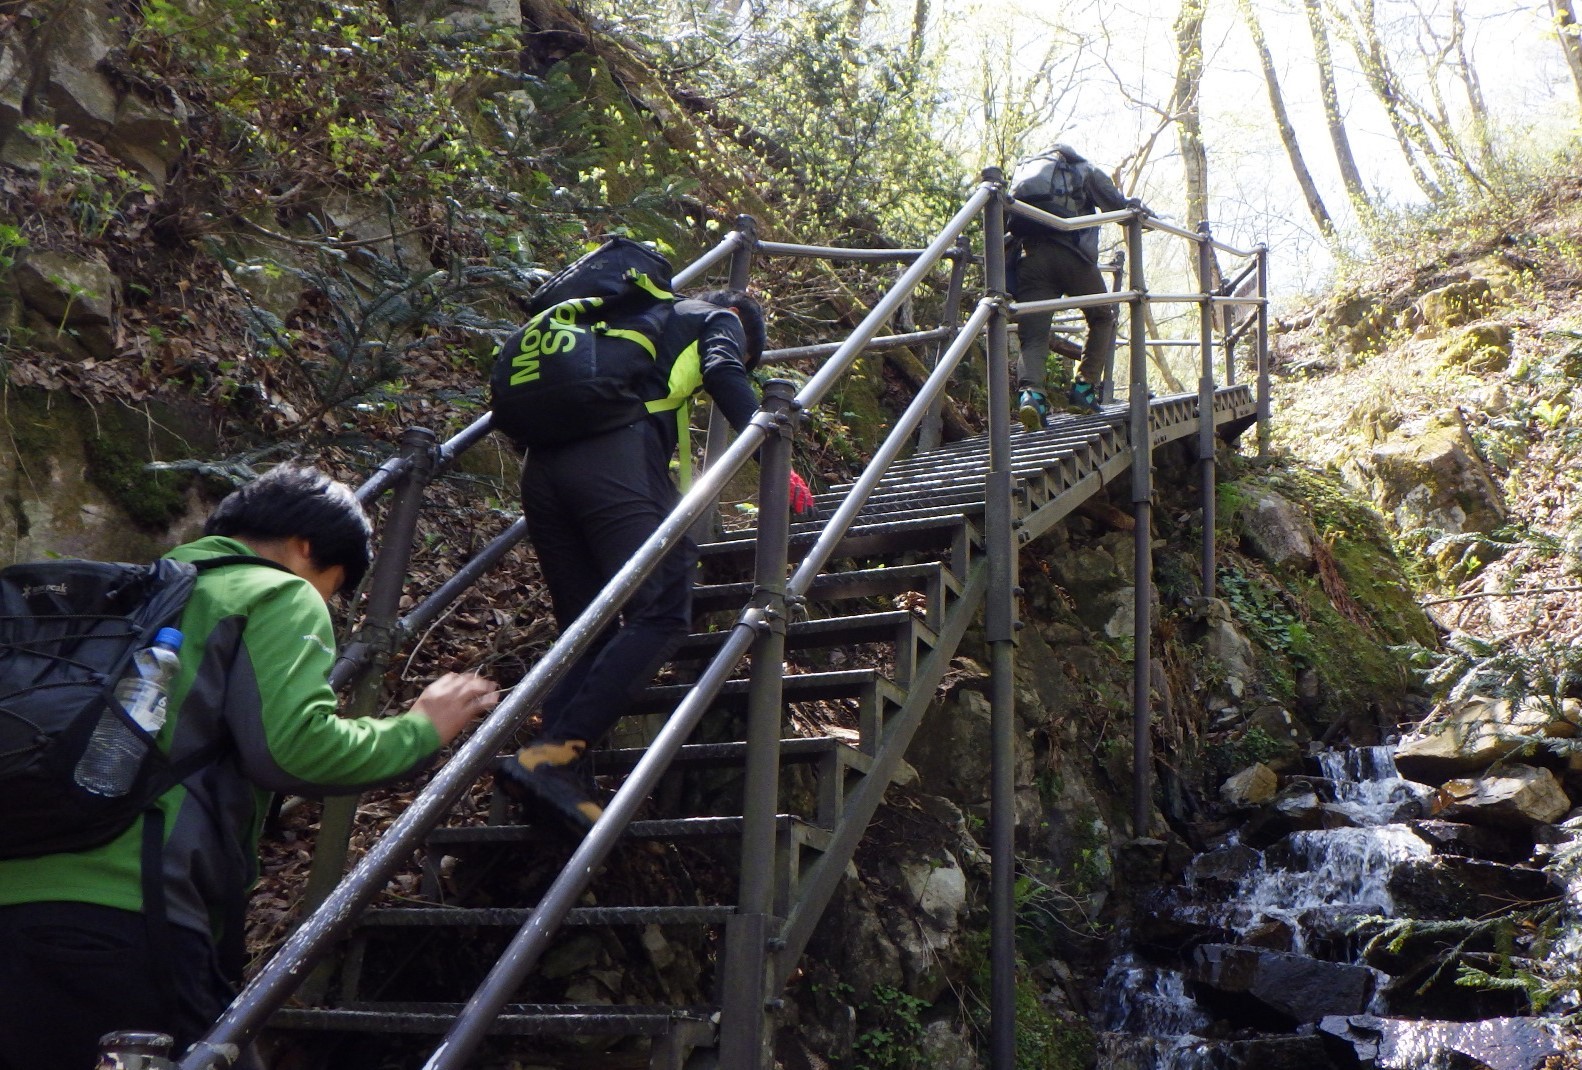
[690,216,759,546]
[920,236,970,452]
[1102,248,1126,401]
[719,378,797,1070]
[1125,216,1153,840]
[300,427,437,919]
[1256,244,1271,455]
[1196,222,1217,601]
[981,167,1018,1070]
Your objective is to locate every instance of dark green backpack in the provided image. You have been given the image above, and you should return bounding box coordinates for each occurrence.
[490,237,681,447]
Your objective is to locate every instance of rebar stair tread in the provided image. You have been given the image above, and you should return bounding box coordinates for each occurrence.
[427,813,831,849]
[673,610,937,659]
[359,905,739,927]
[591,734,872,774]
[691,561,960,615]
[631,667,906,715]
[273,1003,715,1036]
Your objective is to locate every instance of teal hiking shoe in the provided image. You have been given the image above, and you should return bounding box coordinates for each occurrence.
[1017,389,1052,431]
[1067,378,1100,413]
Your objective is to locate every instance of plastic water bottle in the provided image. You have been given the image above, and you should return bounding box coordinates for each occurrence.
[74,627,183,797]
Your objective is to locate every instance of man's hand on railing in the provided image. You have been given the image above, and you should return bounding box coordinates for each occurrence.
[789,471,817,518]
[412,671,500,746]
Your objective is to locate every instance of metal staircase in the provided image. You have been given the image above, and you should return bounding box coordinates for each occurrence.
[173,171,1269,1070]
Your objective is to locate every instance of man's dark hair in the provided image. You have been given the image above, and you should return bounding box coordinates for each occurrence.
[696,289,766,368]
[204,465,373,593]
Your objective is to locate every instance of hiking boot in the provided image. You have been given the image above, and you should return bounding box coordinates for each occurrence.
[1017,389,1052,431]
[1067,378,1100,413]
[493,739,603,837]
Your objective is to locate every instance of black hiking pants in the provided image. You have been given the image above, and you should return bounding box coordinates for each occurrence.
[520,419,694,747]
[1014,236,1116,393]
[0,901,255,1070]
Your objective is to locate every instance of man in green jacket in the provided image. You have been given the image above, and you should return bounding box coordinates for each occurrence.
[0,465,498,1070]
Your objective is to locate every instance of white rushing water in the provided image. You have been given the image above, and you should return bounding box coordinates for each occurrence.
[1100,746,1438,1059]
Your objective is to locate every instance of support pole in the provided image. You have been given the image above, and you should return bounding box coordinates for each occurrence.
[1256,244,1271,456]
[920,237,969,452]
[1102,249,1126,402]
[1126,218,1154,839]
[981,167,1018,1070]
[1196,222,1217,601]
[719,379,797,1070]
[301,427,437,917]
[691,215,758,545]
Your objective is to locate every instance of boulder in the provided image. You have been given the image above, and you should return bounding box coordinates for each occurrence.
[39,0,120,138]
[105,93,187,194]
[1353,417,1504,536]
[1319,1014,1570,1070]
[1189,944,1376,1025]
[1221,763,1279,808]
[1386,856,1556,921]
[1416,278,1496,331]
[899,849,966,931]
[0,38,27,143]
[1409,819,1533,864]
[1395,695,1567,783]
[1241,489,1319,572]
[1438,324,1512,375]
[1243,704,1311,772]
[13,249,119,359]
[1432,765,1570,827]
[1100,1032,1341,1070]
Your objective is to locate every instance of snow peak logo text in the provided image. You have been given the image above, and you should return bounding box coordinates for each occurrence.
[22,583,68,598]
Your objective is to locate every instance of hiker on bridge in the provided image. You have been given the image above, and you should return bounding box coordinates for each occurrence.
[492,284,813,837]
[1009,142,1151,428]
[0,465,499,1070]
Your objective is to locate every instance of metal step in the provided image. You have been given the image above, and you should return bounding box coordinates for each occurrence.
[672,611,937,683]
[691,560,961,627]
[427,813,830,850]
[272,1002,716,1037]
[360,904,738,928]
[631,668,906,724]
[698,510,982,570]
[589,735,876,829]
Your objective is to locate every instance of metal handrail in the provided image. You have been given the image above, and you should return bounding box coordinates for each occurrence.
[178,166,1268,1070]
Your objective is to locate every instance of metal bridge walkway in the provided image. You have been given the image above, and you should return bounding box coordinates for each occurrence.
[172,172,1269,1070]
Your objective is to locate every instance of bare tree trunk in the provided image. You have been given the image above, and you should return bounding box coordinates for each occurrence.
[1302,0,1371,217]
[1408,2,1490,191]
[1448,2,1493,167]
[1556,0,1582,111]
[1335,0,1446,201]
[1172,0,1211,236]
[909,0,929,66]
[1238,0,1335,239]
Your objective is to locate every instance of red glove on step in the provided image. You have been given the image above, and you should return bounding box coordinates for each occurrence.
[788,471,816,517]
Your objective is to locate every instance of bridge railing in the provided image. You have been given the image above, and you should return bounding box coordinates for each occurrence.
[177,169,1268,1070]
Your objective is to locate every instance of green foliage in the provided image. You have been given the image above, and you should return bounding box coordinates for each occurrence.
[852,984,929,1070]
[574,0,965,242]
[14,121,154,242]
[1218,566,1313,663]
[84,424,192,529]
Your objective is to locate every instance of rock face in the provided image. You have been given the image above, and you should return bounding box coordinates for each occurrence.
[1240,489,1319,572]
[1433,765,1571,827]
[1318,1014,1571,1070]
[1221,763,1279,807]
[1353,416,1505,536]
[1189,944,1376,1025]
[1395,696,1567,782]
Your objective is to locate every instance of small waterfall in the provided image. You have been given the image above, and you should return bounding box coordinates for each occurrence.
[1100,745,1439,1065]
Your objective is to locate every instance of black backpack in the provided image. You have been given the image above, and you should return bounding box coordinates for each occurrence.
[1009,150,1087,236]
[490,237,679,447]
[0,555,270,860]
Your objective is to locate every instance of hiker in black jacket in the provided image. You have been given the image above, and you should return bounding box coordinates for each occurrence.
[1009,143,1150,426]
[493,289,811,834]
